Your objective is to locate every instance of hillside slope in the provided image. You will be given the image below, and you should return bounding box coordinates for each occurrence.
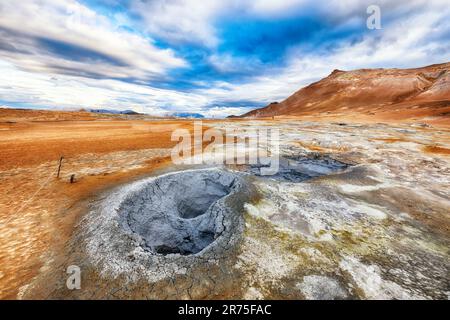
[241,62,450,121]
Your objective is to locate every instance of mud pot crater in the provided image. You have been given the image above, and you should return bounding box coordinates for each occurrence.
[118,170,240,255]
[79,168,254,283]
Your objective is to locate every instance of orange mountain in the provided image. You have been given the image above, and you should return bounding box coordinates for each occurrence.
[241,62,450,123]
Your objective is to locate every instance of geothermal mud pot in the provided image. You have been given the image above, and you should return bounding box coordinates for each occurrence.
[80,169,255,297]
[117,170,244,255]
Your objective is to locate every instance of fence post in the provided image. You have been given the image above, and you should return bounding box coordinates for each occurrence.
[57,156,64,178]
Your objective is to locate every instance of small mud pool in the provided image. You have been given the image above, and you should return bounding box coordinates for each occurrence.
[117,170,244,255]
[246,154,349,182]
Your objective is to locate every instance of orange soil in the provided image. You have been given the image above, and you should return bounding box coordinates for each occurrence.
[0,120,192,170]
[0,110,202,299]
[371,138,409,143]
[293,141,326,152]
[423,145,450,155]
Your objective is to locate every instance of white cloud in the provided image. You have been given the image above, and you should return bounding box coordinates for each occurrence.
[131,0,226,46]
[131,0,449,46]
[0,58,251,117]
[130,0,319,46]
[0,60,207,115]
[208,53,262,73]
[200,106,253,118]
[0,0,186,80]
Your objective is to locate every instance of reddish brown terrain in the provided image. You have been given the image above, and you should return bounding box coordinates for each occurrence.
[241,62,450,126]
[0,109,198,299]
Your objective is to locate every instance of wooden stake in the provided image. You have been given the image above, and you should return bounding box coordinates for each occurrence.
[57,156,64,178]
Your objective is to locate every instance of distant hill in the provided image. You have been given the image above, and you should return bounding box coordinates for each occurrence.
[240,62,450,121]
[171,112,205,119]
[89,108,139,115]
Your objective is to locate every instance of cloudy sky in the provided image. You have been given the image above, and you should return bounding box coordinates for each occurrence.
[0,0,449,117]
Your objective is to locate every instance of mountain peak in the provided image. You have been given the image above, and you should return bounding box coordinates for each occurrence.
[330,69,345,76]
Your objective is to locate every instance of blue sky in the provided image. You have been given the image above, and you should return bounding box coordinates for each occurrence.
[0,0,449,117]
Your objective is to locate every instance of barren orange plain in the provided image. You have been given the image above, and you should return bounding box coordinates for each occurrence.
[0,109,206,299]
